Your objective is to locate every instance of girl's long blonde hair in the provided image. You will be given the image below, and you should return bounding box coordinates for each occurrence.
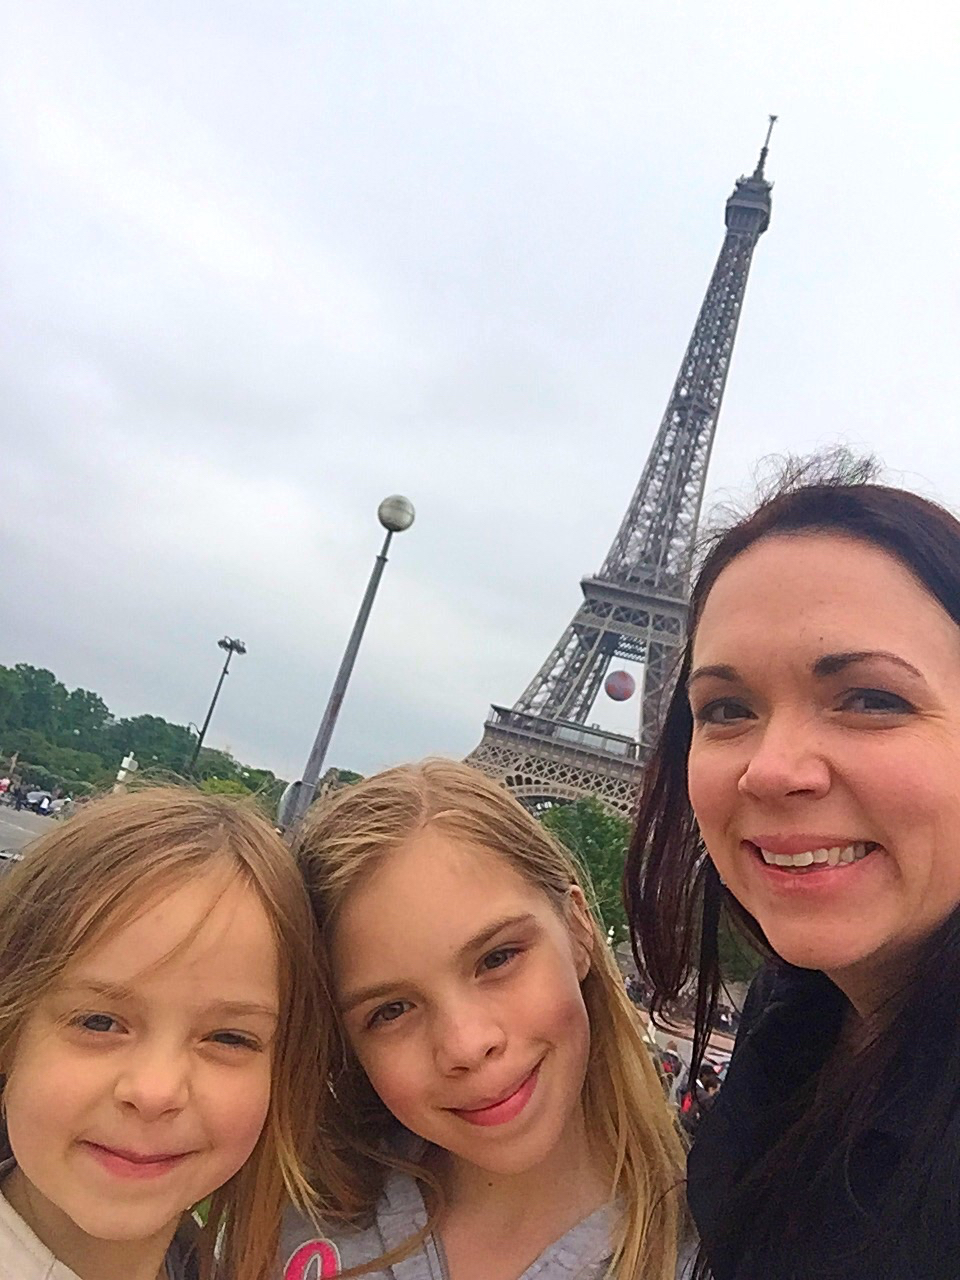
[295,758,686,1280]
[0,787,326,1280]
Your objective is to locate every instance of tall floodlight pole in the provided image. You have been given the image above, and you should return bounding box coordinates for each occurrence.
[283,495,415,835]
[189,636,247,771]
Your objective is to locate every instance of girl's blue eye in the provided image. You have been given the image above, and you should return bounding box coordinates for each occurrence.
[481,946,519,973]
[208,1031,261,1051]
[367,1000,410,1030]
[74,1013,118,1034]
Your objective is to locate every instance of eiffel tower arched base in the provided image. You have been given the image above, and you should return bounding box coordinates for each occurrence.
[465,706,644,816]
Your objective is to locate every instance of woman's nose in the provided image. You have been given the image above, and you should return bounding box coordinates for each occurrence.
[737,717,831,801]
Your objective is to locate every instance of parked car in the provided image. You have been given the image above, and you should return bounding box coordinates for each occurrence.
[25,790,54,815]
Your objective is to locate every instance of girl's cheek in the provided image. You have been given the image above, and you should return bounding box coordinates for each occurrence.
[360,1047,421,1116]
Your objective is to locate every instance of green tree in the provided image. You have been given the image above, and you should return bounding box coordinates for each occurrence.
[238,766,286,816]
[718,913,763,984]
[0,656,343,823]
[199,777,252,797]
[192,747,242,782]
[105,715,195,773]
[60,687,111,751]
[13,665,67,737]
[334,768,363,786]
[540,796,631,944]
[0,667,22,732]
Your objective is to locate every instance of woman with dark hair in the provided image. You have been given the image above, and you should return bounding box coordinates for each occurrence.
[625,456,960,1279]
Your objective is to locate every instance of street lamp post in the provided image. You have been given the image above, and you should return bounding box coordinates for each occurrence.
[189,636,247,772]
[283,495,415,835]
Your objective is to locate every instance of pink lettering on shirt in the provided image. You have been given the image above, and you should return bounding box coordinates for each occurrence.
[283,1238,342,1279]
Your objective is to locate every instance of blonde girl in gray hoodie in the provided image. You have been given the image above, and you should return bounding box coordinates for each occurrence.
[286,760,687,1280]
[0,788,326,1280]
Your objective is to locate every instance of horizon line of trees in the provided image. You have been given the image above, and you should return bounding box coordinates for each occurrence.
[0,662,305,813]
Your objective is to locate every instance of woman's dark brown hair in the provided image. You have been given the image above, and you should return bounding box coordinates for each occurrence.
[625,454,960,1276]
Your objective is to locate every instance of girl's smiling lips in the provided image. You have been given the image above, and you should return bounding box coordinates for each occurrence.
[449,1062,542,1127]
[80,1141,195,1179]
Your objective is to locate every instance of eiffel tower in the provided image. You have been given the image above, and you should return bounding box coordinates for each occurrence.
[467,120,776,813]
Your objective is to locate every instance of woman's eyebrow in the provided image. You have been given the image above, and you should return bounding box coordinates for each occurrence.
[689,653,926,688]
[812,650,924,679]
[688,663,740,688]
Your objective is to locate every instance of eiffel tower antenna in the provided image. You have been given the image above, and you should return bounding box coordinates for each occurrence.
[467,125,776,812]
[754,113,777,178]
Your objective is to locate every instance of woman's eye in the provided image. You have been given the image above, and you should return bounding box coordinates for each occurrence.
[367,1000,410,1030]
[73,1012,119,1035]
[208,1030,261,1052]
[481,946,520,973]
[693,699,753,726]
[842,688,915,715]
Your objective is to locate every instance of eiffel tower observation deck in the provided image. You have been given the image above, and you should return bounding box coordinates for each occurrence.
[467,120,776,813]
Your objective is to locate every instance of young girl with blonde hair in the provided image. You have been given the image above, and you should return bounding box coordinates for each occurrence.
[285,759,686,1280]
[0,786,325,1280]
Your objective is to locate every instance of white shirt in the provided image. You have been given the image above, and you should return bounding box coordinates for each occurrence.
[0,1182,82,1280]
[0,1162,195,1280]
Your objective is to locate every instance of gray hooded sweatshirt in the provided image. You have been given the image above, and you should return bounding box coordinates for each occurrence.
[280,1168,618,1280]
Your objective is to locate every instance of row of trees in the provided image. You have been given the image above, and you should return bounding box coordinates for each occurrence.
[0,663,287,811]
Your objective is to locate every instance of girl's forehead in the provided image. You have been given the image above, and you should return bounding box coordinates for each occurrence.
[331,833,565,999]
[337,829,551,938]
[68,870,269,981]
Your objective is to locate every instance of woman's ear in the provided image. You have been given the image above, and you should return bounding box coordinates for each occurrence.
[565,886,595,981]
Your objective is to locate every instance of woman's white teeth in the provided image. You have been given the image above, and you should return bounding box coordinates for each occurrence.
[760,843,872,868]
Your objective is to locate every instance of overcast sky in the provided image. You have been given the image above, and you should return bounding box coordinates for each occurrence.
[2,1,958,781]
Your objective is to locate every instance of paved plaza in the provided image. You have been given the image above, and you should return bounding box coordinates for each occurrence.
[0,808,51,855]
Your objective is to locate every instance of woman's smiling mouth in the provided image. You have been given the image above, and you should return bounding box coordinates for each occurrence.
[750,840,881,870]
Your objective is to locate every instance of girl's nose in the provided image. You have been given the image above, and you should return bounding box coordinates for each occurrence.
[113,1046,190,1118]
[433,1004,507,1075]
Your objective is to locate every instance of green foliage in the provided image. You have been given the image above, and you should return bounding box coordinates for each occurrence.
[62,687,111,750]
[0,661,306,808]
[0,727,112,790]
[199,777,252,797]
[540,794,763,986]
[718,912,763,984]
[104,714,194,773]
[0,667,23,732]
[540,796,631,944]
[13,665,67,738]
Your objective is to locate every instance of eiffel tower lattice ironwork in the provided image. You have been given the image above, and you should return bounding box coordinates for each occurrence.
[467,121,776,813]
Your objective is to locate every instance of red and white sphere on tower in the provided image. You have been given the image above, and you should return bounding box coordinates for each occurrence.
[604,670,636,702]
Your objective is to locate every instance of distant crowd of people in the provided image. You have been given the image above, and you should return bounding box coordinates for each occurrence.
[0,777,74,816]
